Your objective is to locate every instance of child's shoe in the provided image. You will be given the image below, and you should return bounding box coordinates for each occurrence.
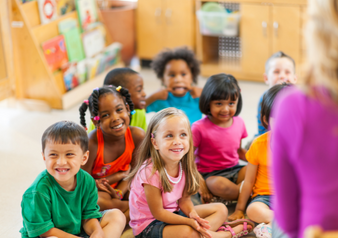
[210,196,236,206]
[253,223,272,238]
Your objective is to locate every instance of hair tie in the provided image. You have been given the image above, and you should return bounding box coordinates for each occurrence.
[151,133,154,138]
[94,116,100,121]
[84,127,88,131]
[130,110,136,115]
[108,85,112,87]
[116,86,122,92]
[93,87,99,92]
[83,100,89,105]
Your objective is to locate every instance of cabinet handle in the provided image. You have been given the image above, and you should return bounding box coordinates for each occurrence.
[262,21,267,37]
[165,9,172,24]
[273,22,279,37]
[155,8,162,24]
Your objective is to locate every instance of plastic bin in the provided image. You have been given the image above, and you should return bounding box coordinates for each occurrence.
[197,10,240,37]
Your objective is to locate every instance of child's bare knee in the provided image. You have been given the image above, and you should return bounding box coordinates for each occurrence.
[101,209,126,226]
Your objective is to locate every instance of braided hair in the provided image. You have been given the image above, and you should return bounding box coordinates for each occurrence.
[79,85,134,129]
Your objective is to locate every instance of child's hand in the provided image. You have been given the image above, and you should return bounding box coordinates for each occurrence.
[188,218,212,238]
[189,210,211,230]
[199,180,213,203]
[96,180,120,199]
[190,86,202,98]
[228,210,245,221]
[95,178,109,186]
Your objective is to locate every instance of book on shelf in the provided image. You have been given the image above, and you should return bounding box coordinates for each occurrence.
[41,35,69,71]
[56,0,75,16]
[58,19,85,62]
[82,28,105,58]
[38,0,58,24]
[75,0,98,31]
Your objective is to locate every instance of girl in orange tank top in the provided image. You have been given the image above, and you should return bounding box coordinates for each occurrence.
[79,85,145,221]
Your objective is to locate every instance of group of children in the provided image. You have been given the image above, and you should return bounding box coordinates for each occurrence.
[20,46,298,238]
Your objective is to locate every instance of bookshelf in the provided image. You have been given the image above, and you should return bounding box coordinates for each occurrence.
[11,0,122,109]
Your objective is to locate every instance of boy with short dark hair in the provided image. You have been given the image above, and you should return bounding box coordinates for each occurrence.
[20,121,125,238]
[257,51,297,136]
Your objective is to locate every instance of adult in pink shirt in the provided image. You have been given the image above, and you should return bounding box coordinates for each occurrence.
[271,0,338,237]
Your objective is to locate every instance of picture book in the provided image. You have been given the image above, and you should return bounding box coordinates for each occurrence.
[75,0,98,31]
[82,28,105,58]
[56,0,75,16]
[41,35,69,71]
[62,62,79,91]
[58,19,85,62]
[38,0,58,24]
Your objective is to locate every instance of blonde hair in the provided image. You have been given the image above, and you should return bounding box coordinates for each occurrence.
[128,108,200,195]
[305,0,338,101]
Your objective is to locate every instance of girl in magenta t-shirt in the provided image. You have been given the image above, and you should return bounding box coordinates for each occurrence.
[128,108,253,238]
[192,74,248,204]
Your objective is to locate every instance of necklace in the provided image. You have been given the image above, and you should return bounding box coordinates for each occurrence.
[164,162,183,184]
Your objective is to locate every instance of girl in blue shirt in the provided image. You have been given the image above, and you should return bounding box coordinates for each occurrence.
[146,47,203,124]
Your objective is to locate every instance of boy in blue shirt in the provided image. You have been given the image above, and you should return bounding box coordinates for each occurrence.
[256,51,297,136]
[20,121,125,238]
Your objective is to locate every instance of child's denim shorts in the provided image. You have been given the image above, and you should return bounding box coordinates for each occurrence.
[77,210,109,238]
[249,195,272,208]
[135,210,187,238]
[200,164,244,183]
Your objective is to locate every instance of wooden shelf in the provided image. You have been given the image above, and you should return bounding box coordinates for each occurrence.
[11,0,121,109]
[61,63,123,109]
[199,0,307,5]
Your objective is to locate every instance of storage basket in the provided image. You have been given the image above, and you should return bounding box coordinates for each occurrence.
[197,10,240,37]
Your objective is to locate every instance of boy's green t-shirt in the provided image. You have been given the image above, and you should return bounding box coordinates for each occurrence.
[20,169,102,238]
[87,108,147,133]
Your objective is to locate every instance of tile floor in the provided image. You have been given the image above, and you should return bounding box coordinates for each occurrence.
[0,68,268,237]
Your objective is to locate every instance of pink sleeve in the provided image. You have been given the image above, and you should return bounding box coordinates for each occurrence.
[241,118,248,139]
[271,90,301,237]
[191,123,201,148]
[138,165,161,190]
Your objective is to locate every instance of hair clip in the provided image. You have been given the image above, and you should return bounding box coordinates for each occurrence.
[83,100,89,105]
[130,110,136,115]
[93,87,99,92]
[116,86,122,92]
[151,133,154,138]
[108,85,112,87]
[94,116,100,121]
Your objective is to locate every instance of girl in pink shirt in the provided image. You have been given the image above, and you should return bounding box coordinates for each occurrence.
[192,74,248,204]
[128,108,253,238]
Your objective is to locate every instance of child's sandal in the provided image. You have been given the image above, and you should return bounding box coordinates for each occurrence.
[224,225,239,238]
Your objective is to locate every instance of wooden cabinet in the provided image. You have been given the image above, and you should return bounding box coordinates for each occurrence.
[196,0,307,81]
[137,0,195,60]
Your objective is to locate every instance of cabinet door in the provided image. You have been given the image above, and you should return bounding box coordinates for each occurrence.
[241,4,270,77]
[272,6,301,68]
[136,0,164,59]
[163,0,194,49]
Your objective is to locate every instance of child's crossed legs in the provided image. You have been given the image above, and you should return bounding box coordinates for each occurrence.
[162,203,250,238]
[206,166,246,201]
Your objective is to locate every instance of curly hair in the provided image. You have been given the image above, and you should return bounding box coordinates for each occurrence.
[151,47,200,84]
